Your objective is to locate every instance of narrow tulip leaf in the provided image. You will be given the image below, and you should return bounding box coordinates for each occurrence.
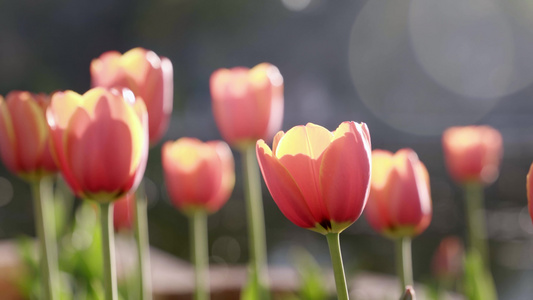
[463,250,497,300]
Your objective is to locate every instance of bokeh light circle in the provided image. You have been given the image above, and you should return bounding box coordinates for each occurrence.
[349,0,500,136]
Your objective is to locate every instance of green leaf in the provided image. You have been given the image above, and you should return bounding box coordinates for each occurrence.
[463,250,497,300]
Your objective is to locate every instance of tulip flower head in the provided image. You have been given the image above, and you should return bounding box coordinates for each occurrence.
[211,63,283,150]
[0,91,58,181]
[91,47,173,145]
[365,149,432,239]
[47,88,149,203]
[113,193,136,232]
[162,138,235,214]
[256,122,372,234]
[431,236,464,280]
[442,126,503,185]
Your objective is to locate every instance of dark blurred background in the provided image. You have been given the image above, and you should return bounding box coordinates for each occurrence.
[1,0,533,298]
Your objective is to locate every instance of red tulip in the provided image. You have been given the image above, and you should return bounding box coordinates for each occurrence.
[210,63,283,149]
[256,122,372,234]
[431,236,464,280]
[113,193,136,232]
[47,88,149,202]
[162,138,235,213]
[91,47,173,145]
[442,126,502,185]
[365,149,432,238]
[0,91,58,181]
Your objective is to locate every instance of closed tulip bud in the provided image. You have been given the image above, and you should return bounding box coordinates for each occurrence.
[211,63,283,150]
[113,193,135,232]
[431,236,464,280]
[162,138,235,213]
[365,149,432,239]
[256,122,372,234]
[0,91,58,181]
[91,47,173,145]
[442,126,502,185]
[46,87,149,202]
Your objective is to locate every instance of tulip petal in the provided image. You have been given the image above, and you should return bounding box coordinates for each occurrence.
[256,140,316,228]
[0,96,17,173]
[320,122,371,224]
[276,123,333,221]
[207,141,235,212]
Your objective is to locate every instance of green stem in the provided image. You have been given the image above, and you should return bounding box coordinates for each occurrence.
[189,209,209,300]
[241,145,269,297]
[100,202,118,300]
[395,236,413,291]
[326,233,349,300]
[31,176,59,300]
[464,182,489,266]
[134,183,153,300]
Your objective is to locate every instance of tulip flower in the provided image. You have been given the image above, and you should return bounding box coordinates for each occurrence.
[113,193,135,232]
[431,237,464,281]
[210,62,283,149]
[47,88,148,202]
[47,87,148,300]
[162,137,235,213]
[162,137,235,300]
[91,47,173,146]
[257,121,371,300]
[0,91,61,299]
[442,126,502,186]
[364,148,431,292]
[0,91,58,181]
[257,122,371,233]
[365,149,432,239]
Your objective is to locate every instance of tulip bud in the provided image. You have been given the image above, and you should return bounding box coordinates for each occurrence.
[400,286,416,300]
[211,63,283,150]
[91,47,173,145]
[442,126,502,185]
[365,149,432,239]
[256,121,372,234]
[0,91,58,181]
[162,138,235,214]
[431,236,464,280]
[46,87,149,202]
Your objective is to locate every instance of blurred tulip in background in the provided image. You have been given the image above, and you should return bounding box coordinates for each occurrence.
[113,193,135,232]
[91,47,173,146]
[442,126,503,186]
[211,62,283,150]
[365,149,432,239]
[0,91,57,181]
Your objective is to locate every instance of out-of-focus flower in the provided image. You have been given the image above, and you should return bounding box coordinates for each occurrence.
[527,163,533,225]
[0,91,58,181]
[47,88,149,202]
[365,149,432,239]
[431,236,464,280]
[256,122,372,234]
[210,63,283,149]
[113,193,135,232]
[91,47,173,145]
[442,126,503,185]
[162,138,235,213]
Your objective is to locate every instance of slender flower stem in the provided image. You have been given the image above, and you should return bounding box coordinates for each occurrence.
[326,233,349,300]
[241,145,269,298]
[395,236,413,291]
[100,202,118,300]
[464,182,489,265]
[31,176,59,300]
[189,209,209,300]
[134,183,153,300]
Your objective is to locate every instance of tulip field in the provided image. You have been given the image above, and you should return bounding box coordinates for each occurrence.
[0,1,533,300]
